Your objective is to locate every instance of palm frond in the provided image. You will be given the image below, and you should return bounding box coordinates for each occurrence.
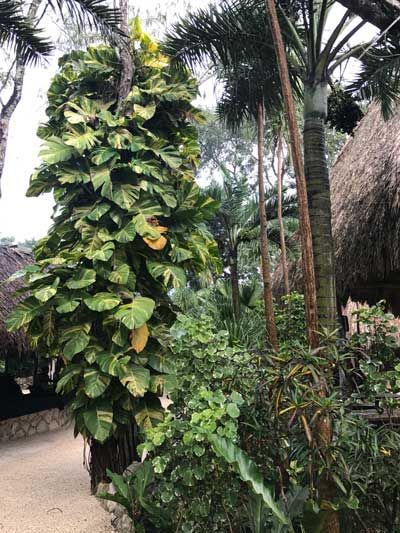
[349,40,400,120]
[49,0,122,41]
[163,0,270,71]
[0,0,53,65]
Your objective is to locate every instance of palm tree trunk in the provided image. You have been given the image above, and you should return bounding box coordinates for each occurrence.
[304,82,337,333]
[117,0,134,111]
[230,248,241,320]
[264,0,318,349]
[265,6,339,530]
[0,0,42,196]
[303,83,340,531]
[257,102,278,351]
[276,134,290,295]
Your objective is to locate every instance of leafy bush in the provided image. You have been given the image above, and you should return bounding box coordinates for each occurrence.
[104,301,400,532]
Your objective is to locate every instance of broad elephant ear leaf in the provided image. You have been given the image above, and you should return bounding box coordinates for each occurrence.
[63,331,91,360]
[115,297,155,329]
[84,368,111,398]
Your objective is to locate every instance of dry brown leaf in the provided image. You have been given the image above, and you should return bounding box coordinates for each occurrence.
[143,235,167,250]
[130,323,149,353]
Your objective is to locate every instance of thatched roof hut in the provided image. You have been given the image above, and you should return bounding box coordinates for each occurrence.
[274,102,400,313]
[0,245,33,358]
[331,102,400,313]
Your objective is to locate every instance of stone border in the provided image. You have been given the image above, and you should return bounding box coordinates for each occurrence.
[0,408,71,442]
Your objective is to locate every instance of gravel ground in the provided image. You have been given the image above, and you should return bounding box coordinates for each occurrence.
[0,427,114,532]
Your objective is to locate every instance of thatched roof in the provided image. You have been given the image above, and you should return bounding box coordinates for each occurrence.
[273,102,400,312]
[331,102,400,312]
[0,246,33,357]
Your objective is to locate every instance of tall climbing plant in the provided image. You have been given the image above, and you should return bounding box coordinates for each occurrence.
[7,19,218,462]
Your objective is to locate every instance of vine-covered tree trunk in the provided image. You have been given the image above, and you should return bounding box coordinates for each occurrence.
[264,0,319,349]
[276,134,290,295]
[257,101,278,351]
[89,0,136,491]
[304,82,337,333]
[0,0,42,196]
[89,421,140,492]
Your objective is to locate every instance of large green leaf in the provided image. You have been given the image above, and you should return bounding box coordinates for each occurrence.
[85,241,115,262]
[108,264,131,285]
[134,103,156,121]
[209,435,289,526]
[91,166,110,191]
[150,142,182,169]
[88,203,111,221]
[6,298,42,332]
[84,368,111,398]
[147,261,186,288]
[133,213,161,239]
[56,296,80,314]
[91,147,119,166]
[83,401,114,443]
[130,159,163,180]
[149,374,177,394]
[40,137,76,164]
[64,128,101,154]
[108,129,134,149]
[147,352,175,374]
[97,352,130,377]
[63,331,91,360]
[84,292,120,312]
[112,183,140,210]
[56,364,82,394]
[118,363,150,397]
[66,268,96,289]
[115,297,155,329]
[114,221,136,243]
[33,285,57,303]
[134,396,164,430]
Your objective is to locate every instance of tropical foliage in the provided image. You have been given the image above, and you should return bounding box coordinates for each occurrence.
[6,22,218,444]
[0,0,122,64]
[100,301,400,531]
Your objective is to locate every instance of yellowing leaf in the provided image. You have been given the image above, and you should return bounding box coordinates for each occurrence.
[143,235,167,250]
[130,323,149,353]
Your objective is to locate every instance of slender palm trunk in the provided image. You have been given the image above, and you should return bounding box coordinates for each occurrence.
[276,134,290,295]
[230,247,241,320]
[0,0,42,196]
[117,0,134,111]
[304,81,340,532]
[304,82,337,333]
[257,102,278,351]
[265,4,339,530]
[264,0,318,348]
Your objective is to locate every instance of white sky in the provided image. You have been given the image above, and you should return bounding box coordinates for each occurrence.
[0,1,377,241]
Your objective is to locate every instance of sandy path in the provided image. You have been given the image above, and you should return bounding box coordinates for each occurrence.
[0,427,113,532]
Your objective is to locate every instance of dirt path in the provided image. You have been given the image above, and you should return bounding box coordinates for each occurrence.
[0,427,113,532]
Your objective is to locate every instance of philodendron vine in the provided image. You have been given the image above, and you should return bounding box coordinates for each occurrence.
[7,20,218,443]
